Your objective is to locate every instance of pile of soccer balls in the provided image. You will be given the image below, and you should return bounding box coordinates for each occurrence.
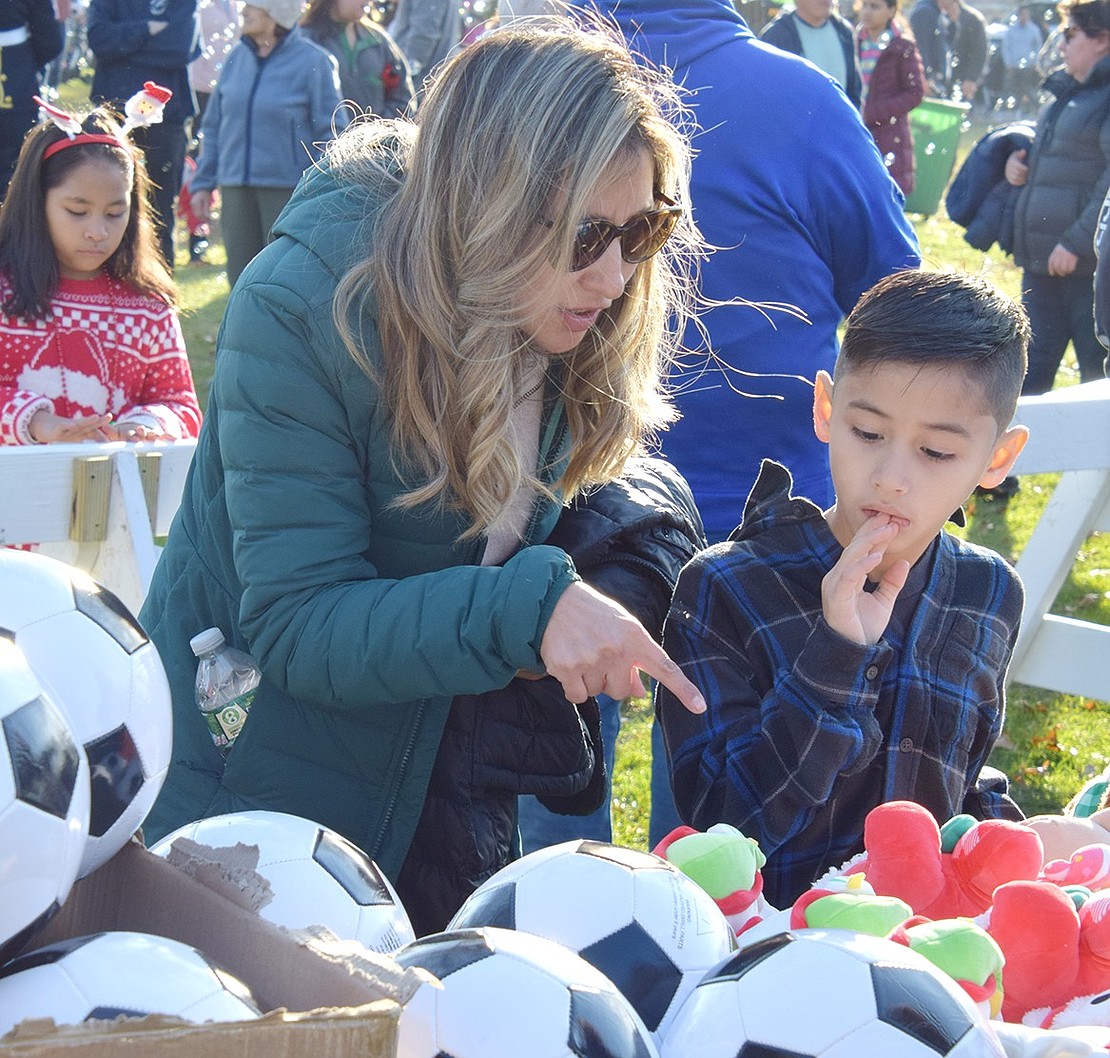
[0,549,1007,1057]
[0,549,174,958]
[390,839,1006,1058]
[0,550,421,1037]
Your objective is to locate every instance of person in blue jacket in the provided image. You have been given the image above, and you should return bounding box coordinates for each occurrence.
[519,0,921,853]
[88,0,200,267]
[188,0,342,288]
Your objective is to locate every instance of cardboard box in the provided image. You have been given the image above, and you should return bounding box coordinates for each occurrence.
[0,839,425,1056]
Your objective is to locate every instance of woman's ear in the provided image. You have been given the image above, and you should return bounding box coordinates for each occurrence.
[978,425,1029,488]
[813,370,834,444]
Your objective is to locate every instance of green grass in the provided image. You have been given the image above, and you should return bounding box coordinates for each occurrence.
[168,114,1110,849]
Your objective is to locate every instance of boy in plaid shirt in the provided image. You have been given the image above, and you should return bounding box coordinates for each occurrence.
[657,270,1033,909]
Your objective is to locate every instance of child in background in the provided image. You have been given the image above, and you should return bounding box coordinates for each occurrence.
[657,269,1032,910]
[177,154,212,265]
[0,103,202,446]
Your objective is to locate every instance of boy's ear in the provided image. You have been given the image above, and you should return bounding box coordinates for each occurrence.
[979,425,1029,488]
[813,370,834,444]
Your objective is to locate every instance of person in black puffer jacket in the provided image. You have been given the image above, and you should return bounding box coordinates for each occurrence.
[397,455,706,936]
[1006,0,1110,396]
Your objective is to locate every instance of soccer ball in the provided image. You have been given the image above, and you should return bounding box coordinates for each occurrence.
[150,810,415,953]
[0,549,172,878]
[0,931,261,1035]
[0,637,91,967]
[446,839,737,1042]
[393,926,660,1058]
[659,929,1007,1058]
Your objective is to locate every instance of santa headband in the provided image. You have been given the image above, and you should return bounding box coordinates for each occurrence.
[36,82,173,161]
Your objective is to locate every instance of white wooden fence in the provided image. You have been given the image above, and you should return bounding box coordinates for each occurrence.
[0,440,197,616]
[0,382,1106,703]
[1008,378,1110,703]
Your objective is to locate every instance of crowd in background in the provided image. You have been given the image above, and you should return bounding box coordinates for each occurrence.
[0,0,1076,261]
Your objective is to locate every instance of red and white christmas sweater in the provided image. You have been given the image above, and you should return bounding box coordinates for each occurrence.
[0,272,202,445]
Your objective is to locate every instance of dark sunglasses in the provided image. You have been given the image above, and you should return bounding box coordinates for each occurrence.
[544,192,683,272]
[1062,23,1105,41]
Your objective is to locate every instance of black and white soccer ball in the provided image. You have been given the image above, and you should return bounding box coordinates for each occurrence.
[446,840,737,1043]
[0,637,90,967]
[150,809,416,953]
[659,929,1007,1058]
[393,926,660,1058]
[0,550,172,877]
[0,931,261,1035]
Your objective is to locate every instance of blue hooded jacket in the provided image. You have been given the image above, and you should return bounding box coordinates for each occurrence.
[580,0,921,540]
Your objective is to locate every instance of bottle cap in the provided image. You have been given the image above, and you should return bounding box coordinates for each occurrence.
[190,627,226,656]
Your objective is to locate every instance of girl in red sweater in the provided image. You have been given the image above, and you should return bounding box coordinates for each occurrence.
[0,103,201,445]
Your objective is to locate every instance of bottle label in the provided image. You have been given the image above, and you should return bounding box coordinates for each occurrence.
[204,689,256,750]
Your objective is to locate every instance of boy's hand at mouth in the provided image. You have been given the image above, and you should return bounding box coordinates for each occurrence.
[822,513,911,646]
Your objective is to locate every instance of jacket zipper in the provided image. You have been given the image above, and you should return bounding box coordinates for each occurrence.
[242,52,267,185]
[369,697,426,859]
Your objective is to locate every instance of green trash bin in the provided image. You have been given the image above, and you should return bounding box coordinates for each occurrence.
[902,97,971,217]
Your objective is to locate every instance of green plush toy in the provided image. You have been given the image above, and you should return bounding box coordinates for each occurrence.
[652,823,773,935]
[890,917,1006,1019]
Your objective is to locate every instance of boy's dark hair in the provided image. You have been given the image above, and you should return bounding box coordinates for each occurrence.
[0,105,176,319]
[836,269,1030,429]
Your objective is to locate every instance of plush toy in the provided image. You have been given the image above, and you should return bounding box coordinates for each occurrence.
[888,916,1006,1019]
[787,872,912,936]
[1026,769,1110,867]
[1042,846,1110,892]
[979,881,1110,1024]
[992,1019,1110,1056]
[835,800,1045,920]
[652,823,774,936]
[1025,989,1110,1033]
[1030,813,1110,867]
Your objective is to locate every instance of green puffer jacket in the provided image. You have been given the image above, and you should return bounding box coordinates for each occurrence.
[139,155,579,876]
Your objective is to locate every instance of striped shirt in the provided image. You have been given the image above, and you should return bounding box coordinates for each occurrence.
[657,460,1024,909]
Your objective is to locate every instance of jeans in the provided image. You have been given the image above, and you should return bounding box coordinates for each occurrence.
[648,714,682,849]
[517,693,684,853]
[1021,270,1108,395]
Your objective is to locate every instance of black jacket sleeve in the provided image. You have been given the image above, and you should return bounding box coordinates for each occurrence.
[544,454,707,640]
[18,0,63,67]
[1096,187,1110,354]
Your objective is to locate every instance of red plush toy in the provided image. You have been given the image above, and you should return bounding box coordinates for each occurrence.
[984,881,1110,1024]
[836,800,1045,920]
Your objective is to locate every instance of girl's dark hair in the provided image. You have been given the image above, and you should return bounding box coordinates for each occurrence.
[0,105,176,319]
[837,269,1030,429]
[301,0,342,30]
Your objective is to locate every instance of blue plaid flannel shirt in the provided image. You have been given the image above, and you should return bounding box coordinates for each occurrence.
[657,461,1024,909]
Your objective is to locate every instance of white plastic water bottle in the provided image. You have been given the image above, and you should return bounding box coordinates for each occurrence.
[190,627,260,753]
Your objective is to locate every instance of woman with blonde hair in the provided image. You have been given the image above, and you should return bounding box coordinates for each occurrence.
[139,20,708,933]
